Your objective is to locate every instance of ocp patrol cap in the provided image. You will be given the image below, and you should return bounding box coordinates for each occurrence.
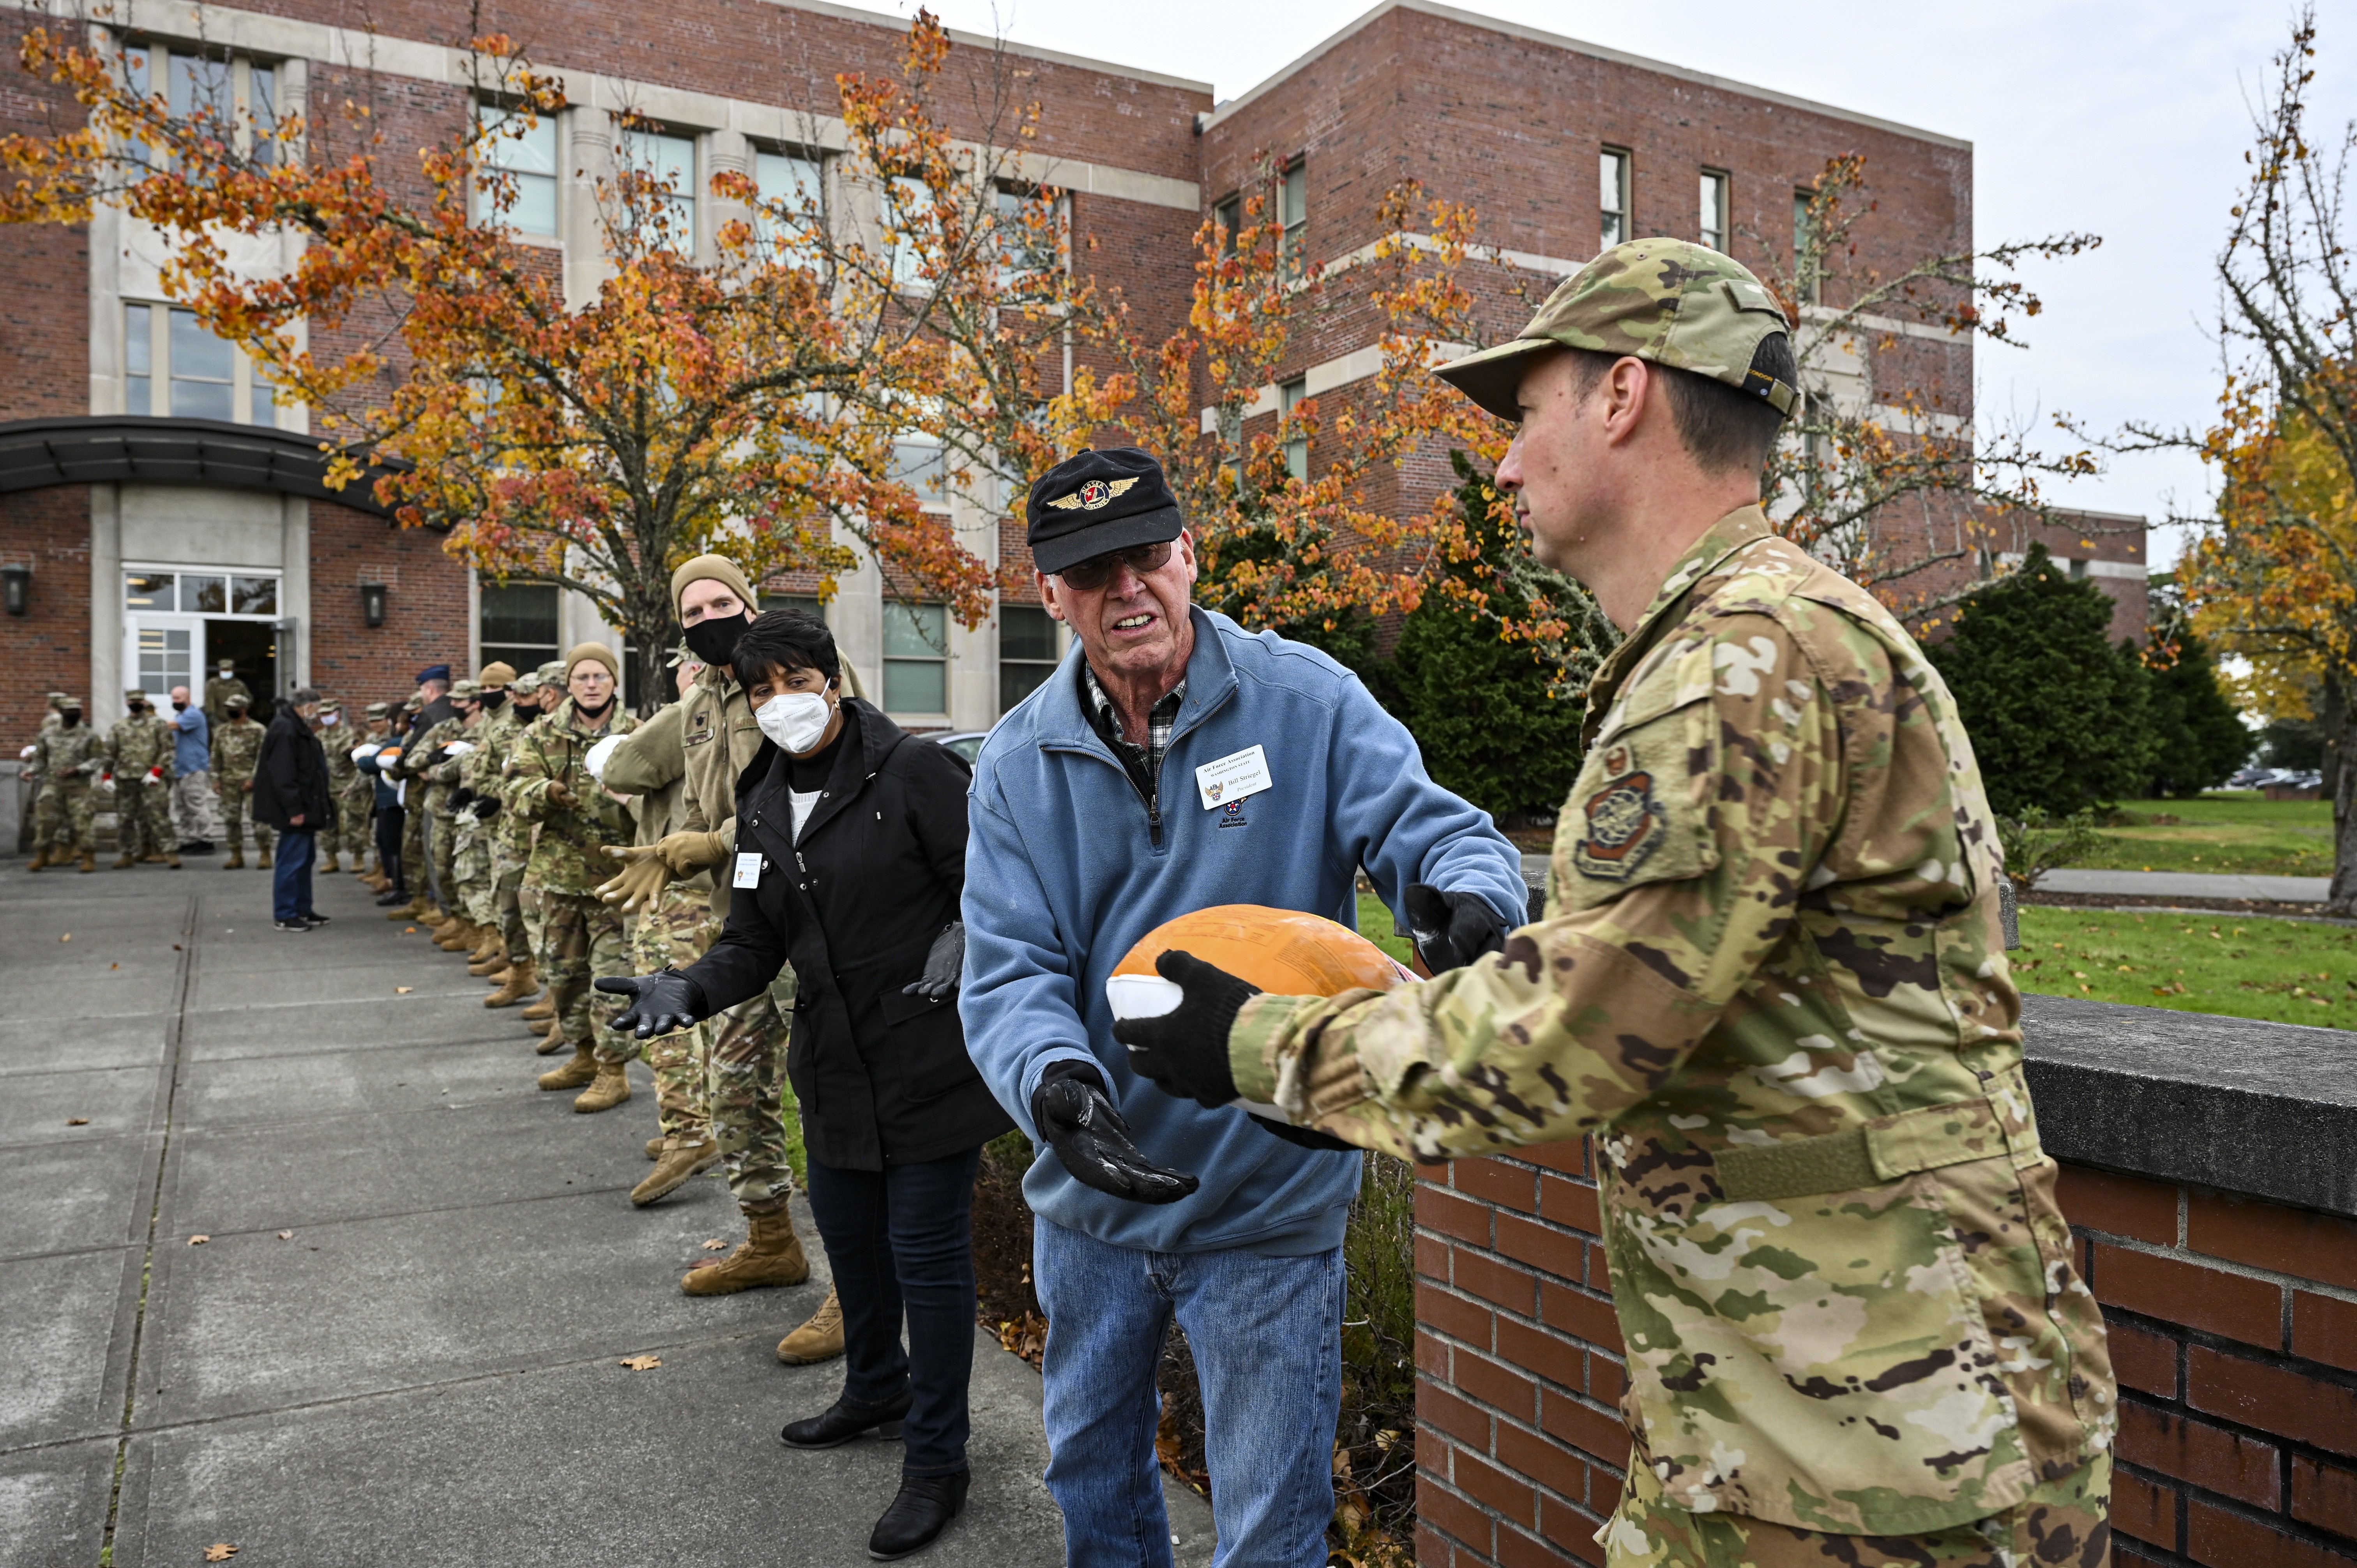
[365,701,391,719]
[1437,238,1799,423]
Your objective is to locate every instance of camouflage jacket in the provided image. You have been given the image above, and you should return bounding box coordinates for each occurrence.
[33,721,108,786]
[201,675,252,726]
[211,717,267,784]
[459,704,522,798]
[493,710,549,862]
[320,720,365,801]
[1235,508,2114,1535]
[509,698,636,893]
[679,667,764,917]
[108,712,176,778]
[402,715,471,815]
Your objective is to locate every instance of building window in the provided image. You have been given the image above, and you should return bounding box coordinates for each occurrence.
[891,432,951,510]
[476,105,559,237]
[125,303,278,424]
[479,580,560,674]
[998,603,1060,713]
[883,601,949,714]
[1279,376,1308,480]
[124,569,278,614]
[1600,148,1631,251]
[619,127,698,254]
[1793,190,1820,304]
[997,186,1062,284]
[1280,159,1307,277]
[761,593,827,622]
[886,175,934,290]
[122,41,281,165]
[1700,170,1728,251]
[2067,557,2088,581]
[754,147,825,265]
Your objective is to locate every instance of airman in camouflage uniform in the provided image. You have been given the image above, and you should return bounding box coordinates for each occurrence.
[390,694,431,917]
[451,666,521,963]
[24,692,68,869]
[508,643,638,1110]
[515,665,570,1028]
[201,659,253,730]
[1124,242,2115,1566]
[28,697,106,872]
[315,699,367,873]
[484,669,549,1007]
[408,681,479,930]
[210,695,273,869]
[106,689,179,868]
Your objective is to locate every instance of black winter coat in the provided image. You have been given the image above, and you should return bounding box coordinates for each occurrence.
[682,699,1010,1170]
[254,708,333,832]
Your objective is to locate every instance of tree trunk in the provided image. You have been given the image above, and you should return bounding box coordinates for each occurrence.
[2328,667,2357,916]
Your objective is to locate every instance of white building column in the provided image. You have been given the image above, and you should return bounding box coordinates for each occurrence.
[281,494,311,689]
[90,484,122,723]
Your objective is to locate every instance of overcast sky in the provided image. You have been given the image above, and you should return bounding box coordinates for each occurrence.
[837,0,2357,567]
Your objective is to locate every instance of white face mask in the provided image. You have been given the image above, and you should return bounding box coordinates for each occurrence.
[756,690,834,754]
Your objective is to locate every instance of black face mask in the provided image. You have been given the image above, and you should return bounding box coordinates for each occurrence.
[479,689,507,710]
[172,701,188,712]
[574,695,615,722]
[61,710,81,727]
[682,610,753,669]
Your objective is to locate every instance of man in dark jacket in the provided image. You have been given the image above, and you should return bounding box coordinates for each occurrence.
[255,687,334,931]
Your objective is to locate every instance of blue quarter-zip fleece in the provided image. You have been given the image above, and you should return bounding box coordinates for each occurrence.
[960,608,1528,1255]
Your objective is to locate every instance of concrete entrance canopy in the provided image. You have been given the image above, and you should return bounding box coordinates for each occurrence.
[0,414,403,516]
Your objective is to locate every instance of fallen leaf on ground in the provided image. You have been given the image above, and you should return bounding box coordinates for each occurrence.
[394,986,414,994]
[59,934,69,942]
[205,1546,238,1562]
[619,1354,661,1370]
[66,1118,88,1126]
[277,1231,293,1240]
[187,1234,210,1245]
[701,1238,727,1250]
[404,926,418,934]
[111,962,119,970]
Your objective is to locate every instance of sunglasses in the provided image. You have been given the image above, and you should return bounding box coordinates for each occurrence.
[1056,539,1173,592]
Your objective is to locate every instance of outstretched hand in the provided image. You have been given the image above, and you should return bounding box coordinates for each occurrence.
[1111,950,1262,1109]
[1033,1072,1200,1204]
[594,969,703,1039]
[1403,883,1509,975]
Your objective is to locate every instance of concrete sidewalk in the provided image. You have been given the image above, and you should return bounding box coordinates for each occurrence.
[2034,868,2333,903]
[0,860,1213,1568]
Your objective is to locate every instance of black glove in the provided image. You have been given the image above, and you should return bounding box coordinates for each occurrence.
[471,795,502,823]
[1248,1114,1359,1153]
[902,921,965,1000]
[1111,949,1261,1109]
[1404,883,1510,974]
[1031,1063,1199,1204]
[449,786,478,812]
[594,968,705,1039]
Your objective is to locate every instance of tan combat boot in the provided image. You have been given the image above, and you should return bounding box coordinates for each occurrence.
[681,1203,811,1296]
[632,1138,720,1206]
[470,930,505,966]
[25,848,48,872]
[78,851,96,874]
[113,853,136,870]
[537,1042,597,1091]
[520,990,558,1022]
[644,1137,665,1161]
[572,1062,631,1114]
[140,851,168,864]
[164,851,182,869]
[535,1017,569,1054]
[319,852,341,873]
[433,920,474,952]
[225,849,246,870]
[484,961,540,1008]
[777,1286,846,1365]
[468,951,507,978]
[256,846,272,869]
[419,904,452,929]
[386,895,423,922]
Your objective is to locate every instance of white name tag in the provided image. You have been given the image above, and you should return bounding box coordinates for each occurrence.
[1194,744,1273,810]
[732,852,763,889]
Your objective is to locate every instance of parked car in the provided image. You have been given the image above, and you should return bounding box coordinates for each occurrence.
[932,731,990,766]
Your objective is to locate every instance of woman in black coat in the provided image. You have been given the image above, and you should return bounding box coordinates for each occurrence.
[599,610,1006,1560]
[253,687,334,931]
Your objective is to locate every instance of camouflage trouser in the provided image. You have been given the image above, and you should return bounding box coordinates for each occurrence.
[332,793,373,862]
[494,848,529,964]
[627,883,722,1147]
[428,807,459,909]
[37,782,94,853]
[403,801,428,900]
[707,971,800,1206]
[217,782,274,856]
[540,892,630,1059]
[453,815,496,925]
[1598,1450,2111,1568]
[114,778,173,859]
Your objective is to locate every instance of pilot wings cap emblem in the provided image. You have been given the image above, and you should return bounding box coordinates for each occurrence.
[1023,445,1184,574]
[1047,477,1140,512]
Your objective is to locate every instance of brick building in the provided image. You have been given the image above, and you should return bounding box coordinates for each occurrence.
[2,0,2145,742]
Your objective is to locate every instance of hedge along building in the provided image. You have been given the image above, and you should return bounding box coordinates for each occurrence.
[0,0,2147,745]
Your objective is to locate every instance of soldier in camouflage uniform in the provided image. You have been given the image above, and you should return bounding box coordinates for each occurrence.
[201,659,253,731]
[387,694,433,918]
[483,669,548,1008]
[515,665,570,1031]
[28,696,107,872]
[210,694,273,869]
[106,689,179,868]
[23,692,68,869]
[315,698,367,874]
[508,644,638,1111]
[450,664,520,966]
[1117,242,2116,1566]
[408,680,480,934]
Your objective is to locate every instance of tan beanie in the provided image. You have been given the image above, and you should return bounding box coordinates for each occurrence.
[476,660,518,685]
[564,641,620,680]
[670,553,757,616]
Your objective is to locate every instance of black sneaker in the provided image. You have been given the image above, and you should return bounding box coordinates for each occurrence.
[301,913,331,926]
[273,919,312,933]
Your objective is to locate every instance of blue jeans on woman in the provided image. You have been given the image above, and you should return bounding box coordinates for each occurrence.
[271,827,316,922]
[802,1145,984,1477]
[1034,1216,1344,1568]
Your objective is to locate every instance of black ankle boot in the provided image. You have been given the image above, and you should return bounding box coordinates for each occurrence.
[781,1392,913,1450]
[867,1470,968,1561]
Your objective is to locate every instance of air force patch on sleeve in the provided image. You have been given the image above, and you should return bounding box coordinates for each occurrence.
[1571,744,1666,882]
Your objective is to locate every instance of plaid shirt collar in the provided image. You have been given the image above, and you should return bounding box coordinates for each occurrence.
[1081,661,1186,777]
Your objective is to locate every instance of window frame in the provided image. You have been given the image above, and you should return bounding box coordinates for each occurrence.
[1699,169,1729,252]
[124,565,283,618]
[1600,147,1632,252]
[124,300,279,426]
[1278,375,1309,481]
[997,602,1061,715]
[1793,189,1822,305]
[473,102,562,240]
[1279,158,1307,278]
[751,144,828,269]
[120,39,285,166]
[881,599,951,717]
[476,577,562,676]
[617,124,701,258]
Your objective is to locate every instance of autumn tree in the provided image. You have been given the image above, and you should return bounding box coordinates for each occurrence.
[2,12,1100,701]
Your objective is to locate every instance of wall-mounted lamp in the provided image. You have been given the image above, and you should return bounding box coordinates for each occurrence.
[360,582,387,627]
[1,564,29,617]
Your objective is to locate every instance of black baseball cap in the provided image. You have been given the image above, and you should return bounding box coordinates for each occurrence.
[1025,448,1185,576]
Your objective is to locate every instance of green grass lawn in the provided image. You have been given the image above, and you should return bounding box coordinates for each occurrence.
[2015,906,2357,1029]
[2073,792,2333,876]
[1357,891,1417,968]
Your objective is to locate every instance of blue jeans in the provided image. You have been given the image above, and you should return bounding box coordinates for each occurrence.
[802,1146,982,1477]
[272,828,316,922]
[1034,1217,1342,1568]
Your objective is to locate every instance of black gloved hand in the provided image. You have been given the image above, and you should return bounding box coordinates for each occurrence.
[1031,1064,1199,1204]
[902,921,965,1000]
[449,786,477,812]
[1403,883,1510,974]
[471,795,502,823]
[1248,1114,1359,1153]
[1111,950,1261,1109]
[594,968,705,1039]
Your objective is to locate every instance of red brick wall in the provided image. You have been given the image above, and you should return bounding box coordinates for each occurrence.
[0,11,90,421]
[307,501,473,709]
[0,486,92,747]
[1413,1151,2357,1567]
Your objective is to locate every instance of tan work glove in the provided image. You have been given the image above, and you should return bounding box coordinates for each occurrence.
[655,829,731,877]
[597,845,673,911]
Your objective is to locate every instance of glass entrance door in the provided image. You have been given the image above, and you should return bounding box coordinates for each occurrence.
[125,613,205,702]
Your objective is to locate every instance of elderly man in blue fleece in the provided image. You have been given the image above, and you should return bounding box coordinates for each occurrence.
[961,447,1527,1568]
